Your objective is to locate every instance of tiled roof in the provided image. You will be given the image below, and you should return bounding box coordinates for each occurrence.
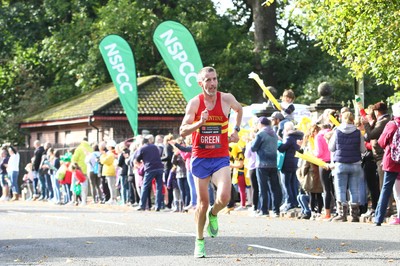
[21,75,187,123]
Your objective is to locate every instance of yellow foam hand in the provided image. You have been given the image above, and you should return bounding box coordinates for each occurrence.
[295,152,329,168]
[248,72,281,111]
[329,114,340,127]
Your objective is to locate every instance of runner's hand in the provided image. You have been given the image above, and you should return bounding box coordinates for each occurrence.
[200,109,208,123]
[229,131,239,143]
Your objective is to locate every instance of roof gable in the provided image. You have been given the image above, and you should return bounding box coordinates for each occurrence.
[22,75,188,123]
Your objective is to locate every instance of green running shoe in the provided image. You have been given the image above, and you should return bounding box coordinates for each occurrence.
[194,238,206,258]
[207,209,219,238]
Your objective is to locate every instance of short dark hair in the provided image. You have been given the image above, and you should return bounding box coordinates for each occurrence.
[373,102,388,113]
[9,146,17,154]
[198,66,216,82]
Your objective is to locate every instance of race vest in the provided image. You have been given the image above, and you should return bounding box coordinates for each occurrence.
[192,92,229,158]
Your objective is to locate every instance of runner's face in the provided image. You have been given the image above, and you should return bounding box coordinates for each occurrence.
[200,71,218,97]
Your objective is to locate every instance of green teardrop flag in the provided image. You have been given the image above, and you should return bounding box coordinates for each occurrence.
[99,35,138,136]
[153,21,203,102]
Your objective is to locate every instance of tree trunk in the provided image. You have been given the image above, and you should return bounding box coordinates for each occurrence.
[247,0,278,103]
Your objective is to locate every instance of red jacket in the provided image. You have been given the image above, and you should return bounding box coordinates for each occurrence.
[378,116,400,172]
[75,169,86,183]
[59,170,72,185]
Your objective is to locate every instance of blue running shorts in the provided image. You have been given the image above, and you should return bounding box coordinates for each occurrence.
[190,156,230,179]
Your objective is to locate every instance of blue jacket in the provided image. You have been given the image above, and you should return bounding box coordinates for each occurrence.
[251,126,278,168]
[135,144,164,172]
[278,130,304,172]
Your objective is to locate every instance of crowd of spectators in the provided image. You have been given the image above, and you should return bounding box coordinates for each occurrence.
[1,101,399,227]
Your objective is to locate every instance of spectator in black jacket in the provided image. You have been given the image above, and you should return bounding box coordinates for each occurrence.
[32,140,45,199]
[117,143,130,205]
[161,134,174,209]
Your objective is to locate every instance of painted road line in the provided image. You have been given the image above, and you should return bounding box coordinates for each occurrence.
[7,211,28,215]
[155,228,196,237]
[42,215,71,220]
[91,219,126,226]
[248,244,327,259]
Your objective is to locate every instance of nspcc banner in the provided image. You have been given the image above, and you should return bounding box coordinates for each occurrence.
[99,35,138,136]
[153,21,203,102]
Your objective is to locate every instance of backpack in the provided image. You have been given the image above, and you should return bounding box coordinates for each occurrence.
[92,160,99,175]
[391,121,400,163]
[91,154,100,175]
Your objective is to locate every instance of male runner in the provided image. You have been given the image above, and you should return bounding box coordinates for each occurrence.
[180,66,243,258]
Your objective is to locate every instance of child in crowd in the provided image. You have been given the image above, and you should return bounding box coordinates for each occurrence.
[57,155,72,204]
[22,161,34,200]
[70,162,87,206]
[171,141,190,211]
[297,153,323,219]
[230,142,247,211]
[278,89,296,138]
[166,166,181,212]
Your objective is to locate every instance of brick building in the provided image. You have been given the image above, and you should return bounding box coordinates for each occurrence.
[19,75,187,148]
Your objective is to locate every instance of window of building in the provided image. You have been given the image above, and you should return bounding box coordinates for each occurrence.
[37,133,42,143]
[65,130,71,146]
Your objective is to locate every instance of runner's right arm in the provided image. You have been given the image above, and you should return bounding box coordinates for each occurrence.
[180,98,207,137]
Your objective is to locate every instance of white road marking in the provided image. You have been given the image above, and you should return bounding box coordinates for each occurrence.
[155,228,196,237]
[42,215,71,220]
[91,219,126,226]
[7,211,28,215]
[248,244,327,259]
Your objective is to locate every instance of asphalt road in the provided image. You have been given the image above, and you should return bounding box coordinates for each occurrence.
[1,201,399,266]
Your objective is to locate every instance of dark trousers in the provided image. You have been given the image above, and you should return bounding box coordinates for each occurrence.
[257,167,282,215]
[363,157,380,210]
[177,177,190,206]
[319,166,334,210]
[164,168,173,208]
[100,176,110,201]
[128,175,140,204]
[249,168,259,211]
[45,173,53,199]
[227,183,236,208]
[310,192,323,213]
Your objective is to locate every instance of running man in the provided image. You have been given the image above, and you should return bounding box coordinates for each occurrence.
[180,66,243,258]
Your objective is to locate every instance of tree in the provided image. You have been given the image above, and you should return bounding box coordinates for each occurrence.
[238,0,279,103]
[292,0,400,102]
[4,0,388,145]
[0,1,50,143]
[0,0,243,144]
[225,0,357,105]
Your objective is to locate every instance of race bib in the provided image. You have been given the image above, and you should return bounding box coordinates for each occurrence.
[199,125,222,149]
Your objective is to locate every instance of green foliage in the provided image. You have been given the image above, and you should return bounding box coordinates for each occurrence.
[4,0,391,145]
[215,34,255,103]
[292,0,400,89]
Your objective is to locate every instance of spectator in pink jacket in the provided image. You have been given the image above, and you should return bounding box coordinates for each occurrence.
[374,102,400,226]
[313,123,334,220]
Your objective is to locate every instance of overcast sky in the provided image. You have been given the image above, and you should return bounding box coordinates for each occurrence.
[212,0,234,15]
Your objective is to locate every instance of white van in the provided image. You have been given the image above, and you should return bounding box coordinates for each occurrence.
[229,103,311,131]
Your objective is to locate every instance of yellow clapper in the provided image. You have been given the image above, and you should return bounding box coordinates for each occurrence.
[248,72,281,111]
[329,114,340,127]
[295,151,329,168]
